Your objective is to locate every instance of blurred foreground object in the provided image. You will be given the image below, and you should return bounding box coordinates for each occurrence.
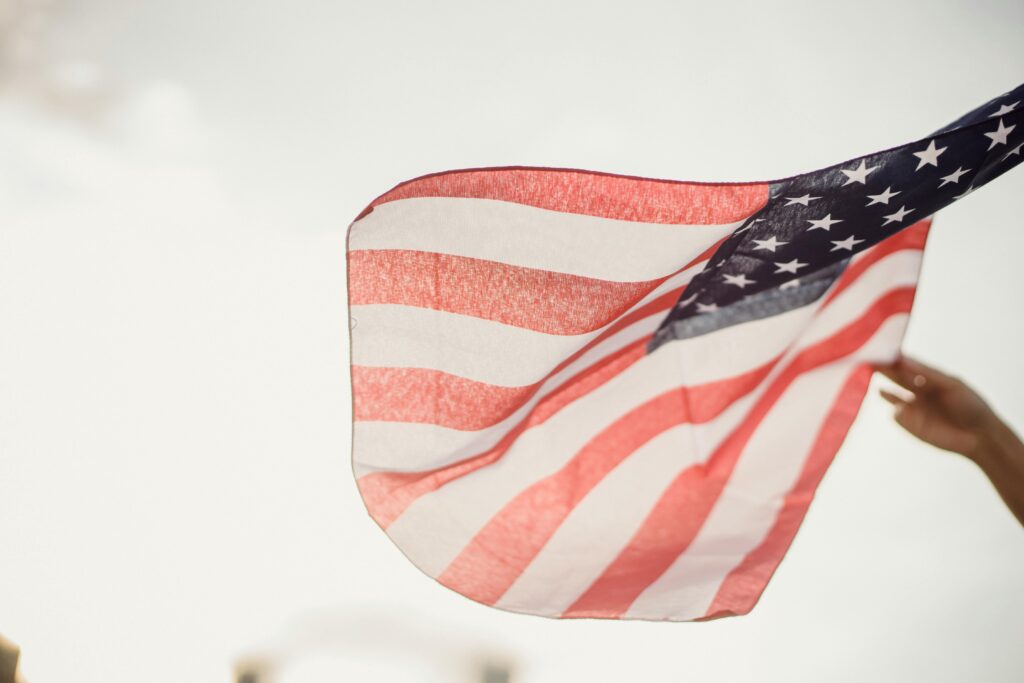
[234,607,515,683]
[1,0,112,117]
[879,356,1024,526]
[234,659,511,683]
[234,657,275,683]
[0,634,25,683]
[348,82,1022,620]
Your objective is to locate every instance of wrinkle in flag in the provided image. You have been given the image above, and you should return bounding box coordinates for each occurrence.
[346,83,1022,621]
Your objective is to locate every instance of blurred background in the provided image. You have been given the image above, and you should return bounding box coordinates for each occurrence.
[0,0,1022,681]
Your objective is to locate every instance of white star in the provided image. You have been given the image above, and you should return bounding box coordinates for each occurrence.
[830,235,865,252]
[696,302,718,313]
[938,166,971,187]
[752,235,788,252]
[807,214,842,231]
[774,258,808,274]
[722,273,755,289]
[912,140,946,170]
[984,118,1016,150]
[989,101,1019,118]
[840,160,878,185]
[882,205,915,226]
[1005,143,1023,160]
[784,194,821,206]
[780,278,801,290]
[678,292,698,308]
[866,186,900,206]
[952,185,974,200]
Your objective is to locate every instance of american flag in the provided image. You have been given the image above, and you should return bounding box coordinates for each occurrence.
[347,83,1022,621]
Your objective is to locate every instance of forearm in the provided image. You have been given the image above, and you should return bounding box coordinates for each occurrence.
[969,416,1024,527]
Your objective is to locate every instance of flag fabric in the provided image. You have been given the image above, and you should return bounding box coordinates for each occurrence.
[347,84,1022,621]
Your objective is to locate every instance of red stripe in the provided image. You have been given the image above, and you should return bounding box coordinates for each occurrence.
[357,338,650,528]
[363,167,768,225]
[349,250,661,335]
[436,362,778,606]
[561,287,915,618]
[700,365,874,620]
[823,218,931,306]
[352,366,536,431]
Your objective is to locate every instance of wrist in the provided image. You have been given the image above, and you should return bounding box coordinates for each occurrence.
[967,414,1024,471]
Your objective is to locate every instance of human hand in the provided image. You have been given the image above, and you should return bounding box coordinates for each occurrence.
[875,355,997,461]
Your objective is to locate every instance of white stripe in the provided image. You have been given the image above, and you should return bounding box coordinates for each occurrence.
[350,260,704,389]
[801,249,921,347]
[349,196,743,281]
[623,313,909,621]
[352,304,579,387]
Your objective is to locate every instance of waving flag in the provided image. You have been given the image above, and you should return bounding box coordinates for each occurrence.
[347,84,1022,621]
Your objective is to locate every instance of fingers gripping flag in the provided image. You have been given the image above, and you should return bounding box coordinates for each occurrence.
[346,84,1022,621]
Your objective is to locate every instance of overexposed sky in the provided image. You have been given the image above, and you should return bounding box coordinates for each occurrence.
[1,1,1022,681]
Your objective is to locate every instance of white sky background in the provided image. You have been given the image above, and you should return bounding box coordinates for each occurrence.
[1,0,1023,680]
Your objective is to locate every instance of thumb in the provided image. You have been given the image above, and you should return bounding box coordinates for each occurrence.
[892,398,929,438]
[880,388,923,434]
[879,388,910,408]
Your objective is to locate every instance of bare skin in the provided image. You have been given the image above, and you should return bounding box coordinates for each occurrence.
[876,355,1024,527]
